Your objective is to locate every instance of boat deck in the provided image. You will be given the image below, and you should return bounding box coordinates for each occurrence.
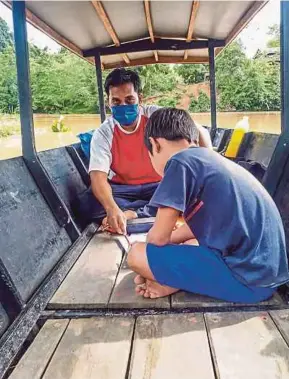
[8,232,289,379]
[8,310,289,379]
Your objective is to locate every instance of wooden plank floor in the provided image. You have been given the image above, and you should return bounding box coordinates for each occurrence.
[48,232,285,311]
[11,311,289,379]
[49,233,123,309]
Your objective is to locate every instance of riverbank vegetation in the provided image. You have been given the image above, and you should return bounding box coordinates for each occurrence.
[0,17,280,118]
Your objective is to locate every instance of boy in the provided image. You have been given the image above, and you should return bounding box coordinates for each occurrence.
[127,108,289,303]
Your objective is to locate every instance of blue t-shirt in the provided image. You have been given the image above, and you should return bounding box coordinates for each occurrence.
[149,147,289,288]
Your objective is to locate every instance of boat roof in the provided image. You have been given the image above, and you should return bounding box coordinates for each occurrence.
[3,0,267,69]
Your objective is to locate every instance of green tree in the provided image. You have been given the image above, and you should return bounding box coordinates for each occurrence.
[135,64,178,97]
[189,91,210,112]
[157,96,178,107]
[30,48,98,113]
[254,58,280,110]
[267,24,280,48]
[176,64,208,84]
[0,17,13,52]
[0,46,18,113]
[216,39,280,111]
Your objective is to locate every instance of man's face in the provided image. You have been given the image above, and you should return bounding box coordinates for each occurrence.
[108,82,139,107]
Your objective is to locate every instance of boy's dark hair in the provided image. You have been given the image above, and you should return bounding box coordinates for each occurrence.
[104,68,142,96]
[144,108,199,154]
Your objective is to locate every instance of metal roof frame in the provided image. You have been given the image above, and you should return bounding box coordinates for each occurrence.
[83,37,226,57]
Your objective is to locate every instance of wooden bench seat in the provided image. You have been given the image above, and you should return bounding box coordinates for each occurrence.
[9,310,289,379]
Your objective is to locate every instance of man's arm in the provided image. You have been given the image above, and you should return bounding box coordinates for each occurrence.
[196,124,213,149]
[90,171,126,234]
[89,125,126,234]
[145,104,213,149]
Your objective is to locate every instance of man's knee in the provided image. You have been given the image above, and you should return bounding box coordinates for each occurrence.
[127,242,146,271]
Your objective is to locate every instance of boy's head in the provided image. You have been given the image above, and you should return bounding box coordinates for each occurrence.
[144,108,199,176]
[104,68,142,128]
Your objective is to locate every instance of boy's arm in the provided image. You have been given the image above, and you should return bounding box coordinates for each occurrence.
[147,207,180,246]
[170,223,195,244]
[147,160,197,245]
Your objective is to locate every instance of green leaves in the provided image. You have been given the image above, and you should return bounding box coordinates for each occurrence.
[30,48,98,114]
[136,64,179,97]
[176,64,208,85]
[216,41,280,111]
[0,46,18,113]
[0,17,13,52]
[267,24,280,48]
[189,92,210,112]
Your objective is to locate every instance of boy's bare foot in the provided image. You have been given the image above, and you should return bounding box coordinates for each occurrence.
[134,275,147,295]
[124,210,138,221]
[134,274,145,285]
[183,238,199,246]
[173,216,185,230]
[101,210,138,233]
[135,278,179,299]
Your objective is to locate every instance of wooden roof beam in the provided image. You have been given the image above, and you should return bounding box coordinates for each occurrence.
[184,1,200,60]
[91,1,130,65]
[103,55,209,70]
[144,0,158,62]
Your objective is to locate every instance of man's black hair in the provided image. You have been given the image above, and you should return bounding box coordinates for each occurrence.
[144,107,199,154]
[104,68,142,96]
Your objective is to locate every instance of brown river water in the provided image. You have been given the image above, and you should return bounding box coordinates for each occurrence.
[0,112,281,160]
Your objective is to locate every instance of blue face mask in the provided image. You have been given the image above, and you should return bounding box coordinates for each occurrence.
[111,104,139,126]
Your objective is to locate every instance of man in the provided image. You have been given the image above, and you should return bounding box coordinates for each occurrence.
[76,68,212,234]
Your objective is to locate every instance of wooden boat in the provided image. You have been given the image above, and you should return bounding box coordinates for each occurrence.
[1,1,289,378]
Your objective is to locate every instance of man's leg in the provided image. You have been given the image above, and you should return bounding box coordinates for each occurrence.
[72,183,143,225]
[72,187,106,225]
[140,182,160,200]
[108,182,160,219]
[135,182,160,218]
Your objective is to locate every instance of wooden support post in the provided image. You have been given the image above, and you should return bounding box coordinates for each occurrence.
[208,42,217,140]
[95,53,106,123]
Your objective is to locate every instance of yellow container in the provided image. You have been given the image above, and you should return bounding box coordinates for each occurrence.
[225,116,249,158]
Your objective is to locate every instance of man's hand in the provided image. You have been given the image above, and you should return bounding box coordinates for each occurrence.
[105,206,127,235]
[102,209,138,234]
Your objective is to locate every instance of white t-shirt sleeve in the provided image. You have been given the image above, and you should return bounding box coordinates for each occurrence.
[89,121,113,174]
[142,105,161,118]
